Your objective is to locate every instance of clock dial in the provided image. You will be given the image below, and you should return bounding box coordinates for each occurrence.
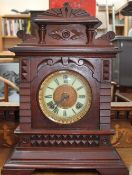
[38,70,92,124]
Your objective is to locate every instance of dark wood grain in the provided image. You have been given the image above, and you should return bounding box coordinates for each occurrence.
[1,2,129,175]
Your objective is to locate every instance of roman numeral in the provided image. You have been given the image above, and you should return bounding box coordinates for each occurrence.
[76,102,83,109]
[79,95,86,98]
[48,86,54,90]
[63,74,68,84]
[47,101,55,109]
[77,86,83,91]
[72,108,76,114]
[54,79,59,85]
[45,95,52,98]
[63,110,67,117]
[72,79,76,85]
[53,107,59,114]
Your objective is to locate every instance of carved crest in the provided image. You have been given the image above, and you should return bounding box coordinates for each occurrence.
[41,2,89,18]
[37,57,95,71]
[15,3,115,47]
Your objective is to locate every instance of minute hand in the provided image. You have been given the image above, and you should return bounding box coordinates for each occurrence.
[55,93,69,106]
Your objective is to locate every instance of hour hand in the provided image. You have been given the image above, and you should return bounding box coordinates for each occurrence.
[55,93,69,106]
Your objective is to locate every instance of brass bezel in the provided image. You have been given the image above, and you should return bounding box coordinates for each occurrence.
[38,70,92,124]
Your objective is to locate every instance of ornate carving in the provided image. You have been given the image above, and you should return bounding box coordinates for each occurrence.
[49,28,84,40]
[95,31,115,46]
[21,59,30,81]
[36,56,102,82]
[37,57,95,72]
[96,31,115,42]
[86,30,115,46]
[100,135,111,146]
[17,3,115,46]
[38,24,47,44]
[19,134,99,147]
[17,30,38,44]
[41,2,89,18]
[86,30,96,44]
[102,60,110,81]
[31,3,102,45]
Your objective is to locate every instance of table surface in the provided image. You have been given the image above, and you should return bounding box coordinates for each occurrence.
[0,102,19,107]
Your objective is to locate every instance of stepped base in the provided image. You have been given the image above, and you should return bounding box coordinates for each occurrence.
[1,147,129,175]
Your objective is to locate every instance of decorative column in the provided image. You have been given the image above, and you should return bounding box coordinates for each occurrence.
[86,26,95,44]
[38,24,47,44]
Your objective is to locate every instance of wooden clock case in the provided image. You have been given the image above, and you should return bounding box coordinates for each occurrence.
[2,3,129,175]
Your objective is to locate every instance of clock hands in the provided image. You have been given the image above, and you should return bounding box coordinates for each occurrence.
[54,93,69,107]
[49,93,69,115]
[46,93,69,111]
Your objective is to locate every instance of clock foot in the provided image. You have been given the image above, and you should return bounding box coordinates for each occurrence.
[1,168,35,175]
[97,168,129,175]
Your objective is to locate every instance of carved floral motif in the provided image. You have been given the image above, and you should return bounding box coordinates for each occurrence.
[49,28,84,40]
[17,30,38,43]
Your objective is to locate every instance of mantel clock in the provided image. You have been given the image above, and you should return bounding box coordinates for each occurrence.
[2,3,129,175]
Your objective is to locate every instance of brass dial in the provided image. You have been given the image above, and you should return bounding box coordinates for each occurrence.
[38,70,92,124]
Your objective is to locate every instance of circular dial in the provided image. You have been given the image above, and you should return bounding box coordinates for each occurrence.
[38,70,92,124]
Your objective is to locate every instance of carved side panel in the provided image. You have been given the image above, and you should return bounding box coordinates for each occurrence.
[103,60,110,81]
[100,59,111,130]
[102,59,111,82]
[20,58,31,128]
